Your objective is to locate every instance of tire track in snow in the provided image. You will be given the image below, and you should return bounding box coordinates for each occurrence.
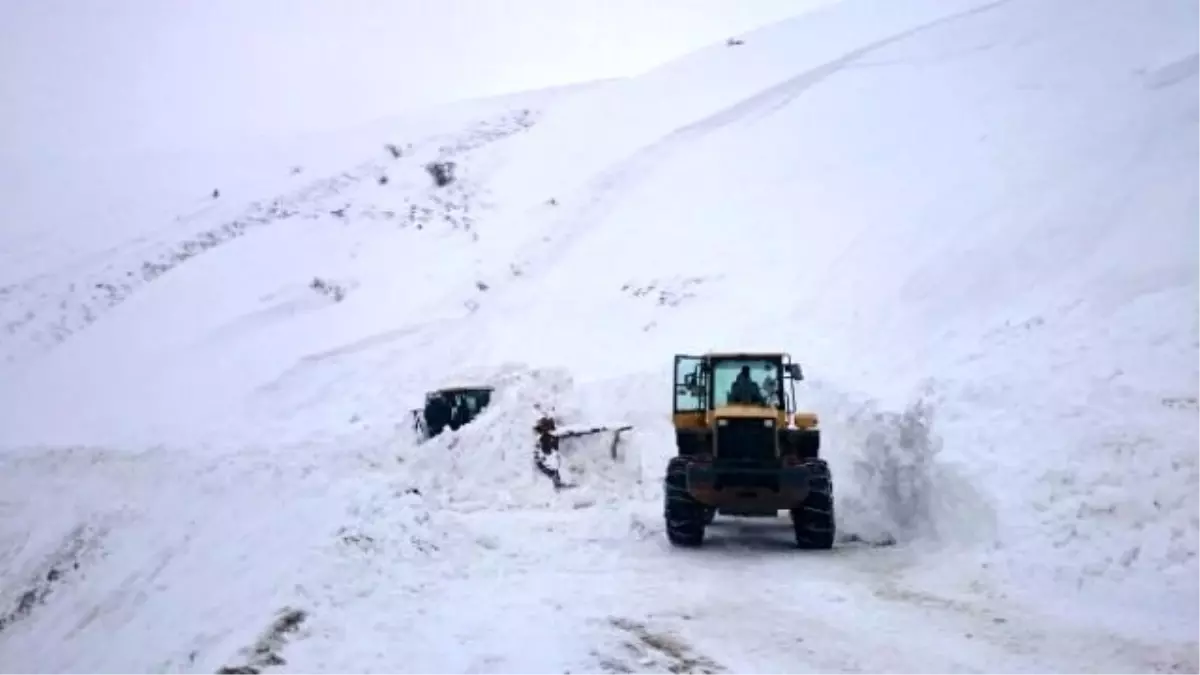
[488,507,1194,673]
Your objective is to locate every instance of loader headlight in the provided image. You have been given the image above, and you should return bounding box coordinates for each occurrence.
[717,419,728,427]
[763,419,774,428]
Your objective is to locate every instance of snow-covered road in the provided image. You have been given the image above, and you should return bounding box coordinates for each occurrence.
[2,440,1192,674]
[416,509,1193,675]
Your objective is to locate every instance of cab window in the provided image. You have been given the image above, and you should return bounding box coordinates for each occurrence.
[674,355,705,412]
[711,359,781,407]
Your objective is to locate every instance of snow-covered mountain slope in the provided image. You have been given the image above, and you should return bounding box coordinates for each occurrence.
[1,0,1196,672]
[0,84,600,368]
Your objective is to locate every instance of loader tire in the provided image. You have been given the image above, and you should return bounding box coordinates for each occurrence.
[791,459,835,550]
[664,457,707,547]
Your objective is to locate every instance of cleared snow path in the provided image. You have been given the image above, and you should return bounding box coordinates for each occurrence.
[374,507,1195,675]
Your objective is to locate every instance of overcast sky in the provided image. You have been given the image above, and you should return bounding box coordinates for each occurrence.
[1,0,837,156]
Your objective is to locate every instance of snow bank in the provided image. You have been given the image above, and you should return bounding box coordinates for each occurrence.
[805,381,997,549]
[0,442,460,672]
[398,366,657,511]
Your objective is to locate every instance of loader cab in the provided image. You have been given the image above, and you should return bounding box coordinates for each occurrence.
[673,352,810,428]
[411,385,494,441]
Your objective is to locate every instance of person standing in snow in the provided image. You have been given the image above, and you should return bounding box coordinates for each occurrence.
[533,415,567,490]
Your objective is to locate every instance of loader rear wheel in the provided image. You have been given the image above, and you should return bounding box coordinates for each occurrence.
[664,457,707,547]
[791,460,835,550]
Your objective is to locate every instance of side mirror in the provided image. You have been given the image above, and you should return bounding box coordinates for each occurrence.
[787,364,803,381]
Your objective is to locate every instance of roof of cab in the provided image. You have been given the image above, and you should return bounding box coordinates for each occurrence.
[428,385,495,394]
[702,351,791,360]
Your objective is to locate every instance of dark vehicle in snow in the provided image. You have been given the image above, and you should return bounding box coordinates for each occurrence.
[411,386,494,441]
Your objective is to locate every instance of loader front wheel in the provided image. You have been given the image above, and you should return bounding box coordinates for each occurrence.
[791,460,835,550]
[664,457,707,547]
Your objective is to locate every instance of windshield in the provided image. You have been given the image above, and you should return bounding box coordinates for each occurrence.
[470,390,492,412]
[711,358,781,408]
[428,389,492,413]
[455,389,491,413]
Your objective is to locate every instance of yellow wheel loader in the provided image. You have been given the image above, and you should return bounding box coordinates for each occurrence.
[664,352,833,548]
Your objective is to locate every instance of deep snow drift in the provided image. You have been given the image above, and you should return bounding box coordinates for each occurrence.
[1,0,1196,672]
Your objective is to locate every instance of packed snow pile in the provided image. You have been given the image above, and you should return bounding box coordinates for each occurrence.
[399,366,656,511]
[807,382,996,549]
